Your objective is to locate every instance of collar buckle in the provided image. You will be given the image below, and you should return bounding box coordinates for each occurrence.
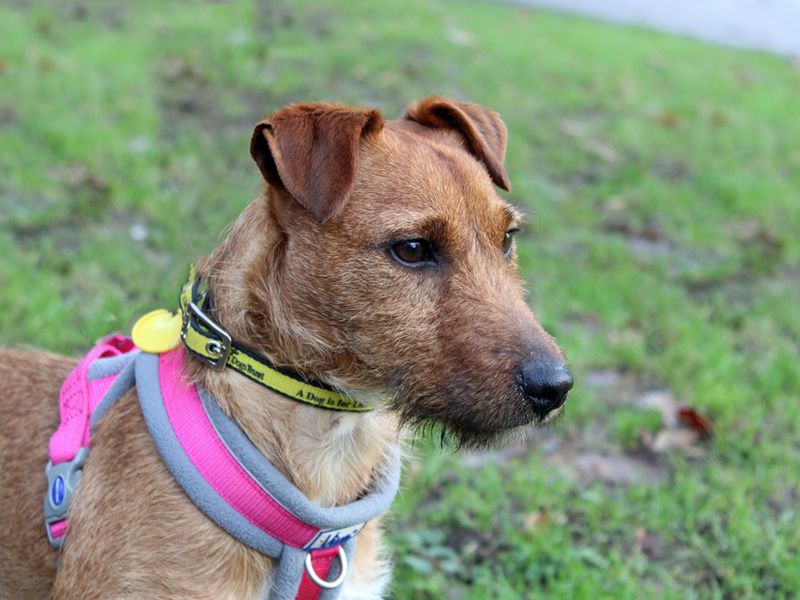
[181,299,232,370]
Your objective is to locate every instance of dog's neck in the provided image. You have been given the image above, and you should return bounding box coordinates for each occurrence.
[187,198,399,506]
[198,370,398,506]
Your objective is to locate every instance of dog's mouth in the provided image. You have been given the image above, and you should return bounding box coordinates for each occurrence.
[390,383,566,450]
[486,407,566,446]
[473,402,567,448]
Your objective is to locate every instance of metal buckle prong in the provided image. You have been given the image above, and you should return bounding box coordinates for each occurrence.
[181,300,232,370]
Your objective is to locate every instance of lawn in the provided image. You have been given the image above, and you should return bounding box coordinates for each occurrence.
[1,1,798,598]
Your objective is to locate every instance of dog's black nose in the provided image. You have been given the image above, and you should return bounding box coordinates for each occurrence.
[517,358,573,416]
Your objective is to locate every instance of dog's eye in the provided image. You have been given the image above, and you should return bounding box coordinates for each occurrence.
[390,239,435,266]
[503,228,519,257]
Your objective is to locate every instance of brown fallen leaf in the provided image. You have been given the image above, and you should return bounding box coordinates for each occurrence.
[677,406,713,437]
[637,390,681,427]
[638,391,713,441]
[648,428,702,455]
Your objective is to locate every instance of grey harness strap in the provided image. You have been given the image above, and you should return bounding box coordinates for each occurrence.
[75,351,400,599]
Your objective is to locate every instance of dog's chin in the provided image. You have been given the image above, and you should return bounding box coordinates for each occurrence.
[496,404,565,444]
[398,399,566,451]
[459,404,565,449]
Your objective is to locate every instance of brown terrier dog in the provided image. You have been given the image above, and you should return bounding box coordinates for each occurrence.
[0,96,572,599]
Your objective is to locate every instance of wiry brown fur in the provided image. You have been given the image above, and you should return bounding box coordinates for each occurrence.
[0,97,567,599]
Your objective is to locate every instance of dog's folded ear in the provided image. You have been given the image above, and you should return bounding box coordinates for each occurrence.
[403,96,511,191]
[251,104,384,223]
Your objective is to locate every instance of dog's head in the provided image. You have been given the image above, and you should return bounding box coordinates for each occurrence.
[216,97,571,447]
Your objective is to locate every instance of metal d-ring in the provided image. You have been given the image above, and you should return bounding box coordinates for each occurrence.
[304,546,348,589]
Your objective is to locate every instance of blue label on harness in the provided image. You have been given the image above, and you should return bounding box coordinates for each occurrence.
[51,475,65,506]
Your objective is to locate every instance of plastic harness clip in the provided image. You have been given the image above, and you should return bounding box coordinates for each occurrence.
[43,447,89,548]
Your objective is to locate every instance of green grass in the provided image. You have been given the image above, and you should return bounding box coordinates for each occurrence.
[1,1,798,598]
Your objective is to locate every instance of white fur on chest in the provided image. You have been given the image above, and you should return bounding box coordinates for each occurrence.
[337,569,391,600]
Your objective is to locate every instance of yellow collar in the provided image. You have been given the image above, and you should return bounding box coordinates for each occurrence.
[178,265,371,412]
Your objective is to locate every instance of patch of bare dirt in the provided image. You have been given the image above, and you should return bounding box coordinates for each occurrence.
[559,449,666,485]
[559,118,621,164]
[601,203,674,259]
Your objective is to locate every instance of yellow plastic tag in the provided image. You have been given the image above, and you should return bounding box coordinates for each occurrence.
[131,309,182,354]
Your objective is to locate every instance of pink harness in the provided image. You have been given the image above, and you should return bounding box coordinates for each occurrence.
[46,335,135,543]
[44,336,400,599]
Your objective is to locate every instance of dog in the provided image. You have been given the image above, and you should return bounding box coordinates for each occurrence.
[0,96,572,599]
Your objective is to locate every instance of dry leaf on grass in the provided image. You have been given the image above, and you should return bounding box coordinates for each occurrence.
[639,391,714,433]
[677,406,713,437]
[637,390,714,456]
[646,428,704,457]
[637,390,682,427]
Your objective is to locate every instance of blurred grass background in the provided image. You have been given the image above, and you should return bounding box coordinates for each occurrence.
[1,1,798,598]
